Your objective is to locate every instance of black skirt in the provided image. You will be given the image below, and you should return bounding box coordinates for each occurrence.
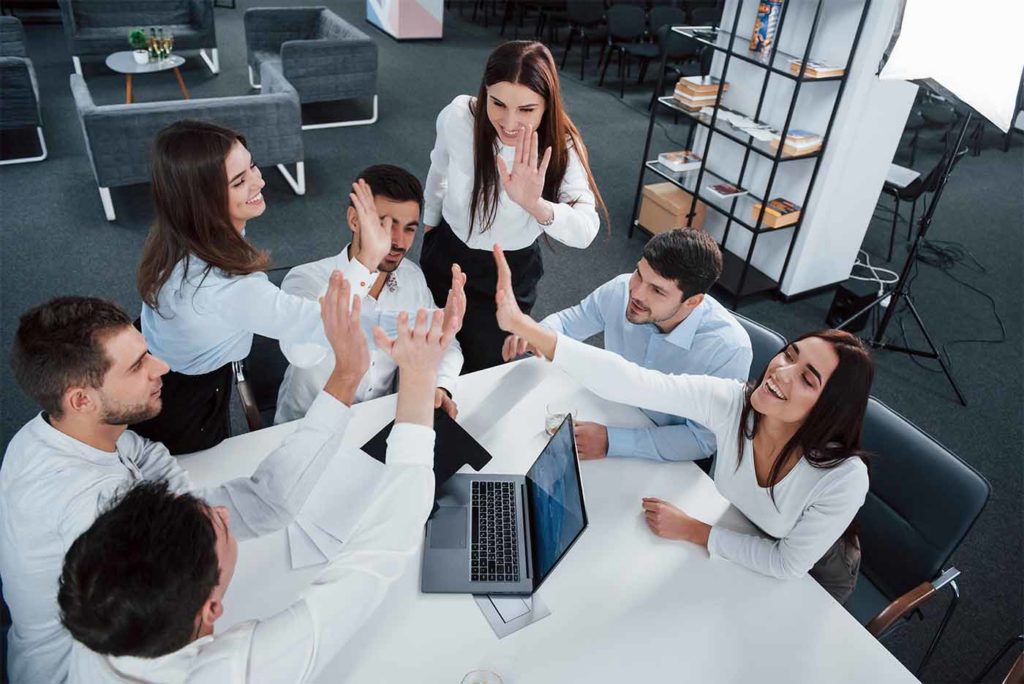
[131,363,233,455]
[420,219,543,373]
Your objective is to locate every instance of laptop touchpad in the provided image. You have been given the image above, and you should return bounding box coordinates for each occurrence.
[428,506,467,549]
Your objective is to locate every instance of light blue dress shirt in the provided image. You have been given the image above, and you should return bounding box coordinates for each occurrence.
[541,273,752,462]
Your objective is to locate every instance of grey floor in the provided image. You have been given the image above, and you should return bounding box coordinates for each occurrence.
[0,1,1021,682]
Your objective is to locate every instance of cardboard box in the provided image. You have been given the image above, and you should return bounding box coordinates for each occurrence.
[638,183,706,234]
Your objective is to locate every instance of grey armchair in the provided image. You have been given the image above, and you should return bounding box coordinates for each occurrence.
[57,0,219,76]
[0,16,47,165]
[244,6,378,129]
[71,61,304,221]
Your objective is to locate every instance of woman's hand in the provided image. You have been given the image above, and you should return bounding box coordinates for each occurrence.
[494,245,527,334]
[641,497,711,547]
[349,179,393,271]
[496,127,554,222]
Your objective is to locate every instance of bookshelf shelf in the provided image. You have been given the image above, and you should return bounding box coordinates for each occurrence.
[628,0,871,307]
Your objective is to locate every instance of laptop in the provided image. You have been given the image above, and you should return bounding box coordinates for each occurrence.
[421,415,588,595]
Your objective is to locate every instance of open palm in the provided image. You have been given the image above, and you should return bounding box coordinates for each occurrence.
[497,127,553,214]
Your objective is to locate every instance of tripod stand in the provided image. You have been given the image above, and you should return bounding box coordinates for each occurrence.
[837,109,972,406]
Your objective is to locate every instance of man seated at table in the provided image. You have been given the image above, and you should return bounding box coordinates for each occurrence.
[0,269,464,684]
[502,228,752,462]
[276,164,464,424]
[58,306,453,682]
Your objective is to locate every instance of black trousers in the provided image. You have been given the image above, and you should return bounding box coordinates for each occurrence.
[131,363,233,455]
[420,220,543,373]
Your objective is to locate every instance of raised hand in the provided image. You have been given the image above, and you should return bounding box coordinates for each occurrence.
[496,127,553,220]
[493,245,526,333]
[349,179,393,270]
[501,334,537,362]
[442,263,467,341]
[320,271,370,403]
[372,309,455,374]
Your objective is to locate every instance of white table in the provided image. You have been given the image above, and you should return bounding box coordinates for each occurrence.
[179,359,917,684]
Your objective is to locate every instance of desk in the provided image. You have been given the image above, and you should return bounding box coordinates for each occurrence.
[179,359,916,683]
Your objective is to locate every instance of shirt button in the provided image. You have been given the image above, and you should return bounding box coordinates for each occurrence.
[360,281,366,287]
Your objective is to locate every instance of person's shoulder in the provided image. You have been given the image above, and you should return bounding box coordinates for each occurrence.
[439,94,475,125]
[283,254,338,288]
[813,455,870,500]
[700,295,754,350]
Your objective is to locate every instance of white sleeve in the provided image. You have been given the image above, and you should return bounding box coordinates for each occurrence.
[198,392,353,541]
[551,334,743,440]
[244,423,436,683]
[127,433,194,492]
[542,144,600,249]
[707,467,869,578]
[423,104,451,227]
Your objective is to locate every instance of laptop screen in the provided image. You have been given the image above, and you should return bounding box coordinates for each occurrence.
[525,416,587,588]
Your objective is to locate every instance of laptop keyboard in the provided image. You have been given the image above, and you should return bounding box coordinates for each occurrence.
[470,481,520,583]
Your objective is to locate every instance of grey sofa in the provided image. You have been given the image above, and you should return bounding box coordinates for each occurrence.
[71,61,304,221]
[0,16,47,165]
[58,0,219,75]
[244,6,377,129]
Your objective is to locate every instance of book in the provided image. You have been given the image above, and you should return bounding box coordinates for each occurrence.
[705,182,748,200]
[788,58,845,78]
[752,197,801,228]
[672,87,722,102]
[750,1,783,53]
[657,150,703,172]
[675,75,730,95]
[770,129,822,156]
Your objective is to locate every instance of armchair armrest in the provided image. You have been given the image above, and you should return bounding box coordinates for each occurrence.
[867,567,961,638]
[69,73,96,113]
[233,361,264,431]
[259,59,297,98]
[56,0,77,41]
[188,0,214,31]
[0,57,40,127]
[244,7,323,54]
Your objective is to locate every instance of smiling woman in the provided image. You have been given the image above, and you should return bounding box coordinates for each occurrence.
[132,120,395,454]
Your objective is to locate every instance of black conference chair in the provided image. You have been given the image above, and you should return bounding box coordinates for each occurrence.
[560,0,607,80]
[848,397,990,677]
[972,635,1023,683]
[731,311,785,383]
[234,333,289,431]
[598,4,653,98]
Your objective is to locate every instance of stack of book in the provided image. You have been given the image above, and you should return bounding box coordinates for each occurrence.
[673,76,729,112]
[657,150,702,173]
[752,197,801,228]
[787,58,845,78]
[769,129,822,157]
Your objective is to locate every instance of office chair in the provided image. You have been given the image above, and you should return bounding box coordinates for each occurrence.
[560,0,607,80]
[972,635,1023,684]
[598,4,655,98]
[848,397,990,677]
[233,334,289,431]
[730,312,785,383]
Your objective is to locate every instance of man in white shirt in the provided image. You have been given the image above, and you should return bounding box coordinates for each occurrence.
[276,164,464,424]
[0,270,433,683]
[59,300,455,683]
[502,229,752,462]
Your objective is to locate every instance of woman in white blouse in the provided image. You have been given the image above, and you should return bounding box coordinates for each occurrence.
[134,121,463,454]
[492,246,873,601]
[421,40,607,372]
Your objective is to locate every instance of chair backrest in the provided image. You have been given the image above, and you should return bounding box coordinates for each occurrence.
[606,4,646,40]
[566,0,605,25]
[649,5,686,32]
[68,0,193,28]
[0,16,27,57]
[689,5,721,25]
[731,312,785,383]
[243,334,289,425]
[857,397,990,600]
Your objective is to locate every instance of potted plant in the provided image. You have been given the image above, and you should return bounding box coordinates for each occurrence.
[128,28,149,64]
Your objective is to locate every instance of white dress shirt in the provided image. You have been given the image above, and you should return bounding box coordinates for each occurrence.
[142,254,376,375]
[552,335,869,579]
[541,274,751,461]
[275,246,464,424]
[0,392,352,684]
[69,424,436,683]
[423,94,600,250]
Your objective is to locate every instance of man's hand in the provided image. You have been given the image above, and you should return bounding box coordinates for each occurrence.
[442,263,467,341]
[494,245,527,333]
[435,388,458,419]
[501,334,538,362]
[349,179,392,271]
[641,497,711,547]
[373,309,454,427]
[320,271,369,405]
[573,421,609,460]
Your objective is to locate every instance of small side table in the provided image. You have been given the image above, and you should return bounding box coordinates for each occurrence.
[104,51,189,104]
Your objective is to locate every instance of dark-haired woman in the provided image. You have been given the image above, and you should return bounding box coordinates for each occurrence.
[493,246,871,601]
[421,40,608,372]
[134,121,463,454]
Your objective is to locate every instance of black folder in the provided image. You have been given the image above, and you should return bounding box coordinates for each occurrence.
[361,408,492,497]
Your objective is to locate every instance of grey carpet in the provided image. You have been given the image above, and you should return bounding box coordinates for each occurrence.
[0,1,1021,681]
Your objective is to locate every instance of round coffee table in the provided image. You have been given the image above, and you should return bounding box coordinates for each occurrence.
[104,51,189,104]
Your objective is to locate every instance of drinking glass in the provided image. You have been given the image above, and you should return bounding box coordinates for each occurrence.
[545,402,576,436]
[461,670,503,684]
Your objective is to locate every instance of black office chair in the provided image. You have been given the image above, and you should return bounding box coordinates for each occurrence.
[688,4,721,25]
[848,397,990,677]
[731,312,786,383]
[598,4,655,98]
[972,635,1023,683]
[234,334,289,431]
[560,0,607,80]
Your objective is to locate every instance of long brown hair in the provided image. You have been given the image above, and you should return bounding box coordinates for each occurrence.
[737,329,874,505]
[137,120,269,311]
[469,41,608,235]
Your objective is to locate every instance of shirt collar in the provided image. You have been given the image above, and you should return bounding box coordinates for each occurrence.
[661,297,709,350]
[106,636,210,682]
[29,413,123,464]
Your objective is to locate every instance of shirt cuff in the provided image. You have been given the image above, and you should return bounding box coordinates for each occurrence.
[385,423,436,468]
[537,315,561,335]
[436,376,456,396]
[303,390,352,433]
[605,426,636,459]
[341,258,377,299]
[706,526,730,562]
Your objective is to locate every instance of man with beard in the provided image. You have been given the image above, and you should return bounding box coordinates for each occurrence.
[502,229,752,462]
[0,271,410,683]
[275,165,464,423]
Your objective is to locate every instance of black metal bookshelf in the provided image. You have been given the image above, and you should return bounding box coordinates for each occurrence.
[628,0,872,308]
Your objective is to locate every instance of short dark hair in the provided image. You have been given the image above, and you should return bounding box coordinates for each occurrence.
[58,480,220,658]
[641,229,723,300]
[10,297,133,419]
[352,164,424,209]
